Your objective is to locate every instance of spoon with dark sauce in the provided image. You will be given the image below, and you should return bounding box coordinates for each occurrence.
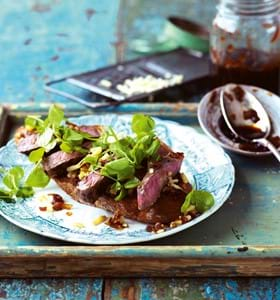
[220,84,280,162]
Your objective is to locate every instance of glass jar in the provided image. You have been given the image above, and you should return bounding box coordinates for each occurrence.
[210,0,280,94]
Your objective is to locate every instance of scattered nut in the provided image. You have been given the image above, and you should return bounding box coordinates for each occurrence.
[93,215,107,226]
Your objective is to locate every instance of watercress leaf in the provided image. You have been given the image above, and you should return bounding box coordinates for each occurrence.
[24,116,44,132]
[9,166,24,181]
[136,135,153,153]
[2,173,17,191]
[146,138,161,157]
[25,116,38,128]
[47,105,64,127]
[63,128,84,142]
[181,190,214,214]
[131,114,155,136]
[109,139,132,160]
[124,136,136,147]
[101,158,134,181]
[130,143,145,166]
[16,186,34,198]
[115,187,127,201]
[3,166,24,190]
[25,165,50,188]
[130,135,153,165]
[29,147,45,163]
[124,177,140,189]
[110,181,122,195]
[60,142,73,153]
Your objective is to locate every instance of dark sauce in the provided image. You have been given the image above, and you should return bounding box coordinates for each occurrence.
[243,109,260,123]
[235,125,265,140]
[211,48,280,94]
[219,117,280,152]
[48,193,65,211]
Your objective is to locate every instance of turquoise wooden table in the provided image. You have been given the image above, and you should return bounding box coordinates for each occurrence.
[1,1,280,299]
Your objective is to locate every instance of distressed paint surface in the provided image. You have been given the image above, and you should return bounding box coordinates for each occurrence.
[0,0,120,105]
[0,0,280,299]
[0,278,103,300]
[105,278,280,300]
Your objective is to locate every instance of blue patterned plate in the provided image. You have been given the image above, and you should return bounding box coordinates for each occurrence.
[0,115,234,244]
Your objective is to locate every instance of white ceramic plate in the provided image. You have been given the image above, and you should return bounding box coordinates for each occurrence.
[0,114,234,244]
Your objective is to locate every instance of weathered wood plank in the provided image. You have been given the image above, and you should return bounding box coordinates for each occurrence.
[0,246,280,277]
[104,277,280,300]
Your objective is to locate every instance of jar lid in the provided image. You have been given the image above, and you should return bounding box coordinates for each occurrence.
[165,16,209,53]
[130,16,209,54]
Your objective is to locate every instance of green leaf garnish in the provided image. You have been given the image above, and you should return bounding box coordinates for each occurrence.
[24,115,44,132]
[2,166,24,191]
[0,166,35,201]
[101,158,135,181]
[60,142,73,153]
[47,104,65,127]
[16,186,34,198]
[181,190,214,214]
[9,110,179,203]
[25,165,50,188]
[131,114,155,137]
[29,148,45,163]
[124,177,140,189]
[115,187,127,201]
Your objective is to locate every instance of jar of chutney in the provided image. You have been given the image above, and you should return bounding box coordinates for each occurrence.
[210,0,280,94]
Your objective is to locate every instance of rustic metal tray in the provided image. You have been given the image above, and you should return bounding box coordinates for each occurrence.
[0,103,279,278]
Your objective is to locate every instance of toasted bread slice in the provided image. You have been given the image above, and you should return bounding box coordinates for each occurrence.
[54,175,192,224]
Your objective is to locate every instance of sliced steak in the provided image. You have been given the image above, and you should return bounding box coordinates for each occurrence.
[157,141,172,157]
[54,174,192,224]
[78,125,103,138]
[43,151,83,177]
[137,152,184,210]
[17,133,40,154]
[77,172,108,203]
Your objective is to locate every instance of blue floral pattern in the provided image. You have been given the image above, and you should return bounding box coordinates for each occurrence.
[0,115,234,244]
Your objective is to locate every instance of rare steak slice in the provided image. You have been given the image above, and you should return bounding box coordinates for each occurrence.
[78,125,104,138]
[137,151,184,210]
[16,124,103,154]
[54,175,192,224]
[17,133,40,154]
[43,151,83,177]
[77,171,108,203]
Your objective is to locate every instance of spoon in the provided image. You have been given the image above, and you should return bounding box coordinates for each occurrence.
[220,84,280,162]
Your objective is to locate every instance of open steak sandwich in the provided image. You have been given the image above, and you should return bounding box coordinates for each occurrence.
[14,105,214,227]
